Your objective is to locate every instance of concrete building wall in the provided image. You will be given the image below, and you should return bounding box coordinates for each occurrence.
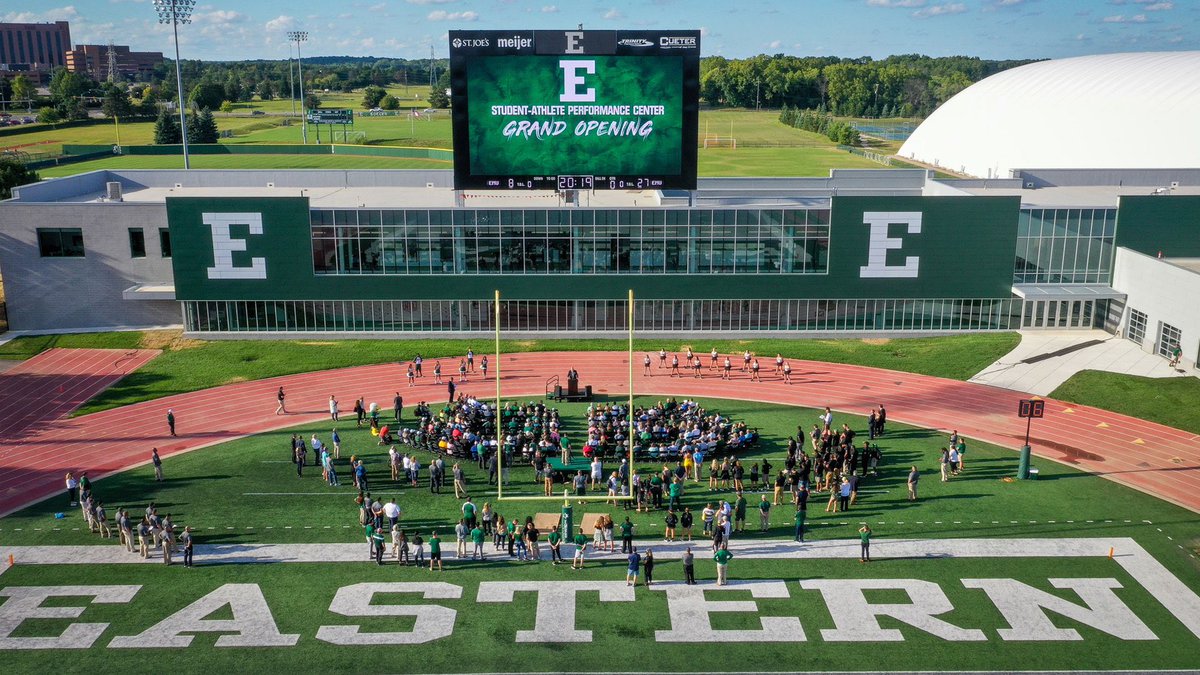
[0,202,180,331]
[1111,247,1200,370]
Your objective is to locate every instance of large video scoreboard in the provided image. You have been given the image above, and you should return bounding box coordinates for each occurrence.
[449,30,700,191]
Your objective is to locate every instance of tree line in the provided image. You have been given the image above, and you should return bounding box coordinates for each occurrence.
[701,53,1039,118]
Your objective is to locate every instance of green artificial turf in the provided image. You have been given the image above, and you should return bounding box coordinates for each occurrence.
[1,554,1197,674]
[5,397,1196,552]
[0,332,1021,415]
[2,398,1199,673]
[1050,370,1200,436]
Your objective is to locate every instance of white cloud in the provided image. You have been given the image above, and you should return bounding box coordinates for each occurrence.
[913,2,967,18]
[407,0,455,4]
[1142,2,1173,10]
[768,39,782,49]
[264,15,296,33]
[369,3,387,11]
[360,37,376,50]
[427,10,478,21]
[194,10,246,25]
[2,6,82,23]
[867,0,925,7]
[541,5,558,12]
[1102,13,1149,22]
[603,8,624,20]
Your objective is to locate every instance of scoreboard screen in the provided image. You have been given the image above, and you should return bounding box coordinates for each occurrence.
[449,30,700,191]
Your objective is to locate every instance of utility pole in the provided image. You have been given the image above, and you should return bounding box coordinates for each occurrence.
[755,80,761,111]
[153,0,195,170]
[428,44,436,93]
[288,31,309,144]
[287,42,296,118]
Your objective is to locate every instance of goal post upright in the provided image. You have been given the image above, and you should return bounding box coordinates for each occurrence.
[628,288,635,478]
[495,289,503,500]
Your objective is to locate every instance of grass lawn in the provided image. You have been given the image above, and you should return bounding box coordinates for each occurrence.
[1050,370,1200,435]
[2,398,1197,673]
[0,332,1019,415]
[698,146,884,176]
[35,153,452,177]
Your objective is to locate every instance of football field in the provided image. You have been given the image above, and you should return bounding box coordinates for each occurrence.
[2,397,1198,673]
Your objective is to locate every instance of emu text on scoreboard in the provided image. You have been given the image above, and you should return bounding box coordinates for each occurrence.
[449,30,701,191]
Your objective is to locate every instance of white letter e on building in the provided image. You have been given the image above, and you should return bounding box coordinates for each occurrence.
[859,211,921,279]
[205,212,267,280]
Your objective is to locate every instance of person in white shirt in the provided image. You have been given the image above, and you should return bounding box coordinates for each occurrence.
[590,458,603,488]
[383,499,401,527]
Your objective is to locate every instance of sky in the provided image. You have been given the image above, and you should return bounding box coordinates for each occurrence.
[3,0,1198,62]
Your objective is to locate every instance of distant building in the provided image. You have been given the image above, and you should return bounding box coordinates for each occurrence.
[65,44,164,82]
[0,21,71,75]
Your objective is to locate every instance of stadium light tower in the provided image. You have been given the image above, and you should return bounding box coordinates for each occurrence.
[153,0,195,169]
[288,30,309,144]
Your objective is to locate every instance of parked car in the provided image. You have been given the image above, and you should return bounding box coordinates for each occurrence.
[251,110,265,116]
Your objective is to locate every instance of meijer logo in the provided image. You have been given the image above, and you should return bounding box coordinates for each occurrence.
[497,35,532,50]
[205,212,267,280]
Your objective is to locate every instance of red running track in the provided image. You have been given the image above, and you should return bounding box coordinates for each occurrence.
[1,350,1198,518]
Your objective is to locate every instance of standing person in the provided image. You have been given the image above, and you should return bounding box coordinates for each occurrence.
[412,533,425,567]
[758,494,771,532]
[393,392,403,423]
[670,354,680,377]
[447,380,456,404]
[742,349,751,372]
[331,428,341,459]
[680,507,694,541]
[751,359,761,381]
[276,386,287,415]
[407,364,416,387]
[625,547,641,586]
[548,527,563,565]
[467,348,475,372]
[775,353,784,374]
[714,547,733,585]
[295,443,306,477]
[877,404,887,436]
[659,348,667,369]
[868,409,878,440]
[643,549,655,586]
[838,478,851,512]
[65,472,78,506]
[620,517,635,553]
[683,547,696,584]
[722,356,732,379]
[453,463,467,499]
[414,354,424,378]
[455,519,468,559]
[782,361,792,383]
[643,353,652,376]
[429,531,443,571]
[940,447,951,482]
[907,466,919,501]
[664,509,678,542]
[458,359,468,383]
[354,398,365,428]
[471,523,486,560]
[181,526,194,567]
[433,361,443,384]
[793,502,807,543]
[151,448,163,482]
[480,355,489,379]
[329,395,339,421]
[734,492,747,533]
[710,347,719,370]
[166,409,176,436]
[859,524,872,563]
[572,528,589,569]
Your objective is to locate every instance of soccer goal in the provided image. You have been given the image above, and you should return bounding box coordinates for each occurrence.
[702,135,737,149]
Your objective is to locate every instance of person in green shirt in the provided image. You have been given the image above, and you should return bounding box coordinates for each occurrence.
[859,524,872,563]
[548,529,563,564]
[734,493,747,533]
[758,494,771,532]
[668,479,682,511]
[620,517,635,553]
[470,525,485,560]
[572,528,589,569]
[794,507,806,543]
[713,548,733,585]
[429,531,443,571]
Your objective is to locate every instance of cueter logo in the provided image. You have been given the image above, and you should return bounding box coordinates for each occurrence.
[660,36,697,48]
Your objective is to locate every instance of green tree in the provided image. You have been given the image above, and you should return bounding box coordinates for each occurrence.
[303,92,322,110]
[101,85,133,119]
[153,108,182,144]
[36,106,61,124]
[256,79,275,101]
[188,81,225,111]
[136,87,160,116]
[0,155,40,200]
[0,77,11,103]
[361,85,387,109]
[380,94,399,110]
[48,68,90,104]
[187,107,219,143]
[219,100,234,113]
[223,75,243,105]
[11,74,34,103]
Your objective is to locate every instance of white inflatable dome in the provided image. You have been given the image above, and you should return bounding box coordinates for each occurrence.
[898,51,1200,178]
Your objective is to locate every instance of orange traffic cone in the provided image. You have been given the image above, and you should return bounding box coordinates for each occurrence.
[7,554,13,566]
[1108,547,1114,559]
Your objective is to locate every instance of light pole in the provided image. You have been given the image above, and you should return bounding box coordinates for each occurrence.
[755,80,761,111]
[287,42,296,118]
[153,0,195,169]
[288,30,309,144]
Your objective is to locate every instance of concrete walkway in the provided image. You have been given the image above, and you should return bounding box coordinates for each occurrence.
[969,329,1190,395]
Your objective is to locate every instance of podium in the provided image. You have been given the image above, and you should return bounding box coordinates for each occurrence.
[567,376,580,397]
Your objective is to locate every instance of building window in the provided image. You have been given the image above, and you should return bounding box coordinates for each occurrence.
[1013,208,1117,285]
[129,228,146,258]
[1126,308,1148,346]
[37,228,85,258]
[1156,321,1182,359]
[159,228,172,258]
